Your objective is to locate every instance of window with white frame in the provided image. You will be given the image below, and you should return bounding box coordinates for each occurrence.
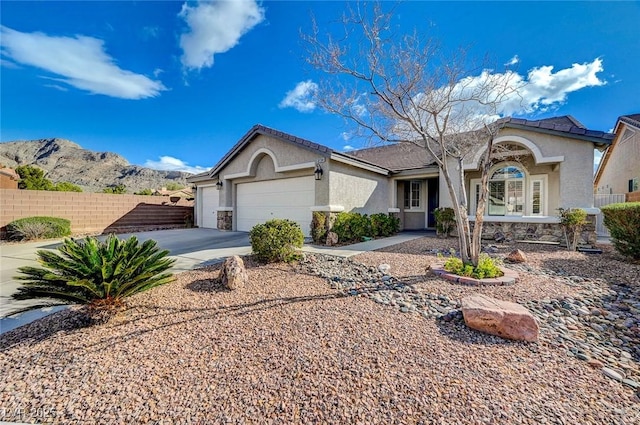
[403,180,422,209]
[470,165,548,217]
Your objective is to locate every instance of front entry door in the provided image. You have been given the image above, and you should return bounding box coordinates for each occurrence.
[427,178,439,228]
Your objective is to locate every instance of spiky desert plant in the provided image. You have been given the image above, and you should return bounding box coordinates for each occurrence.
[14,235,175,314]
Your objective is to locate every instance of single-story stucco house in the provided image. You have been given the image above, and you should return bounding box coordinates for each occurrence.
[594,113,640,201]
[187,116,613,241]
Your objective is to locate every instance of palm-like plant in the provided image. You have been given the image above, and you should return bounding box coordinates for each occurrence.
[14,235,175,313]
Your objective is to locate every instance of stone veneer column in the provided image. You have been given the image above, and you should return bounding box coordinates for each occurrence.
[217,210,233,231]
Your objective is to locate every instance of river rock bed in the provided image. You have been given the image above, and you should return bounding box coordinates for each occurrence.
[300,247,640,391]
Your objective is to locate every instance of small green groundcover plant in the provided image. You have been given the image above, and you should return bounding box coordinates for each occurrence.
[13,234,175,318]
[442,253,504,279]
[6,216,71,241]
[601,202,640,261]
[249,219,304,263]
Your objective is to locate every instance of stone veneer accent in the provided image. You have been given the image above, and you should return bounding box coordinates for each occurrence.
[475,215,597,245]
[217,210,233,231]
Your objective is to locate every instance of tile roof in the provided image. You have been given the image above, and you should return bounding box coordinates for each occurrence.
[208,124,336,177]
[497,115,614,143]
[194,115,614,180]
[345,143,437,171]
[620,114,640,128]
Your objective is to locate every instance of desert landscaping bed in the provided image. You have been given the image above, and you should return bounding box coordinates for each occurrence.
[1,237,639,424]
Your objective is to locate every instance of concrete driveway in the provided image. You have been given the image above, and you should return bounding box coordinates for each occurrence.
[0,228,251,323]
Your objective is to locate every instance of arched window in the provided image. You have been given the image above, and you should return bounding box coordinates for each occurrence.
[488,165,525,216]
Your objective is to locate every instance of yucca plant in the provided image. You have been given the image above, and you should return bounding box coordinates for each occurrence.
[13,235,175,318]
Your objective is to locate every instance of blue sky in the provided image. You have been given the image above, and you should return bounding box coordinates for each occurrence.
[1,1,639,174]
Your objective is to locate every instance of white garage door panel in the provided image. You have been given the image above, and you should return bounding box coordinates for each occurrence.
[237,177,314,235]
[200,186,219,229]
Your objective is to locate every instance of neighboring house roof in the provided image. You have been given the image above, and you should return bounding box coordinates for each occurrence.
[154,187,194,198]
[594,113,640,187]
[0,167,20,180]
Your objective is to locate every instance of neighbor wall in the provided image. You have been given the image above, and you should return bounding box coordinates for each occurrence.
[0,189,194,238]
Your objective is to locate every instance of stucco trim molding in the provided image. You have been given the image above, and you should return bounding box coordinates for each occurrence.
[223,148,316,180]
[464,135,565,170]
[310,205,345,212]
[216,207,234,212]
[330,153,390,175]
[388,208,401,213]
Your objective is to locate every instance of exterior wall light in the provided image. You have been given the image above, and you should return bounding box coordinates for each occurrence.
[216,181,223,190]
[314,165,324,181]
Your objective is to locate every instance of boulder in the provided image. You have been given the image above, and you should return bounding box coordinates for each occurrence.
[326,231,338,246]
[220,255,248,290]
[506,249,527,263]
[461,294,539,342]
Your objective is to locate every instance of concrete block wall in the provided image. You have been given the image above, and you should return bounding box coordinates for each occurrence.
[0,189,194,238]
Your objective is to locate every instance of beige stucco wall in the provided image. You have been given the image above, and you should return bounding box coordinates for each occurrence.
[495,128,596,209]
[212,134,329,208]
[327,160,389,213]
[596,122,640,194]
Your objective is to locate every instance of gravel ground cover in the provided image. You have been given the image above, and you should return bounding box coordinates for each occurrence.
[1,236,639,424]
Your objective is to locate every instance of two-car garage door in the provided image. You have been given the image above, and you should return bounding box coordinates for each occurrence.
[236,176,315,236]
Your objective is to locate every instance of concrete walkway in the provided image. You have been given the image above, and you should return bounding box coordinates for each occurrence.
[0,229,429,334]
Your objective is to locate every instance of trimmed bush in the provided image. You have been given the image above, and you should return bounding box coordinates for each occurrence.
[602,202,640,261]
[14,234,175,319]
[370,213,400,237]
[433,207,455,237]
[311,211,328,244]
[443,253,503,279]
[6,216,71,241]
[332,211,399,243]
[249,219,304,263]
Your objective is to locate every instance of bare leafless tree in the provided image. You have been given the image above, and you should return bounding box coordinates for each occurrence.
[304,2,523,266]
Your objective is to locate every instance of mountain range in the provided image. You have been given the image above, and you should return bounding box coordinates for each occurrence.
[0,138,193,193]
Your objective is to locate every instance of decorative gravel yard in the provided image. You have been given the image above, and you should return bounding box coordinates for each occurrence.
[1,237,639,424]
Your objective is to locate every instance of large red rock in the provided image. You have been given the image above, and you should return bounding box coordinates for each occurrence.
[461,294,539,342]
[220,255,248,290]
[506,249,527,263]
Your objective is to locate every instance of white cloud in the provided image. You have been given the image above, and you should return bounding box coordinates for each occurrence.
[0,26,166,99]
[343,145,355,151]
[0,58,20,69]
[144,156,210,175]
[178,0,265,71]
[279,80,318,112]
[393,58,606,138]
[505,55,519,66]
[44,84,69,92]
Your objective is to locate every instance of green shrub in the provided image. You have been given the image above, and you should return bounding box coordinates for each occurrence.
[332,212,369,243]
[6,216,71,241]
[311,211,328,244]
[443,254,503,279]
[602,202,640,261]
[13,235,175,318]
[433,207,455,237]
[332,211,399,243]
[54,181,83,192]
[370,213,400,237]
[249,219,304,263]
[558,207,588,251]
